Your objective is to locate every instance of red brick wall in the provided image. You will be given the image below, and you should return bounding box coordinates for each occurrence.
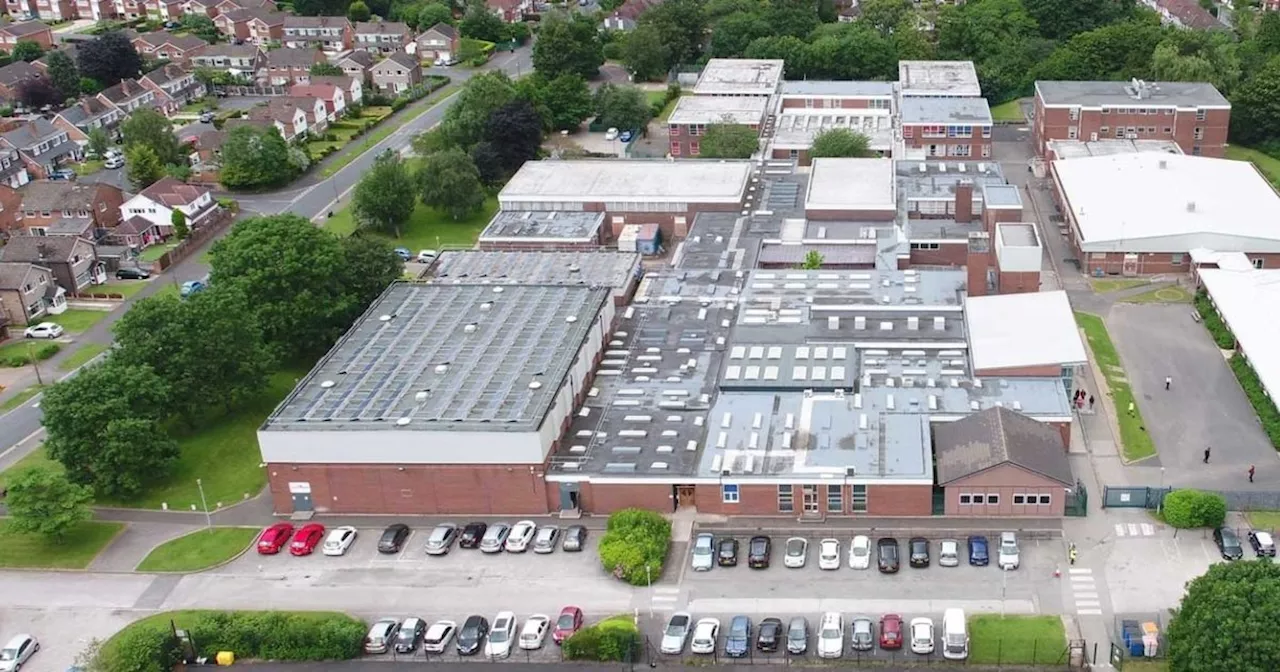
[996,270,1039,294]
[806,207,896,222]
[694,482,933,517]
[574,482,674,514]
[944,465,1067,516]
[866,485,933,516]
[267,463,551,515]
[902,126,992,159]
[909,241,967,266]
[779,97,878,109]
[1035,99,1229,158]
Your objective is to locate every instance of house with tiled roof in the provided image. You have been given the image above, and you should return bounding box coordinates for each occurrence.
[53,97,125,143]
[189,43,264,79]
[0,21,53,50]
[118,176,217,247]
[214,7,284,46]
[0,260,61,326]
[289,82,346,120]
[0,147,30,189]
[243,97,318,140]
[0,234,104,293]
[141,63,204,115]
[1142,0,1224,30]
[260,48,325,86]
[601,0,662,31]
[334,48,375,83]
[131,31,210,65]
[354,20,411,54]
[283,15,352,52]
[0,119,80,179]
[309,73,362,106]
[415,23,458,63]
[370,51,421,94]
[74,0,113,20]
[96,78,157,116]
[0,61,42,104]
[485,0,529,22]
[12,180,123,239]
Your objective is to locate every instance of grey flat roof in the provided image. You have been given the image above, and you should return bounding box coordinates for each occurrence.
[1047,139,1183,160]
[722,342,859,390]
[897,160,1005,200]
[263,282,609,433]
[899,97,993,125]
[906,219,983,241]
[426,250,640,289]
[693,59,784,95]
[757,243,877,266]
[772,116,895,151]
[781,80,895,97]
[479,210,605,242]
[1036,80,1229,108]
[981,183,1023,208]
[998,223,1038,247]
[807,158,896,211]
[898,61,981,97]
[667,95,769,125]
[499,160,751,205]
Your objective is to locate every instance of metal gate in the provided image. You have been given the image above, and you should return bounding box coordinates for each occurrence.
[1064,481,1088,517]
[1102,486,1170,509]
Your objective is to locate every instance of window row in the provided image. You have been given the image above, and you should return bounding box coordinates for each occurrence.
[958,493,1052,505]
[722,484,869,513]
[1100,107,1174,116]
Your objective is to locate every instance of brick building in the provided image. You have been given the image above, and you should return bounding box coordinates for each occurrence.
[899,97,993,160]
[771,80,895,164]
[666,95,768,157]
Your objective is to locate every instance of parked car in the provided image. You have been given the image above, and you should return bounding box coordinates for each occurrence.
[783,537,807,568]
[115,266,151,280]
[198,111,215,123]
[660,612,692,654]
[1249,530,1276,557]
[0,635,38,672]
[104,154,125,169]
[690,618,720,654]
[365,618,400,654]
[849,534,871,570]
[485,612,517,659]
[619,129,634,143]
[562,524,588,552]
[718,537,739,567]
[505,521,537,552]
[424,523,459,555]
[23,322,63,339]
[786,617,809,655]
[724,615,751,658]
[909,617,935,654]
[394,247,412,261]
[998,532,1020,570]
[417,249,437,263]
[938,539,960,567]
[289,523,325,556]
[816,612,843,659]
[459,522,488,549]
[321,526,357,556]
[456,615,490,655]
[423,620,457,653]
[1214,527,1244,560]
[850,616,874,651]
[968,535,989,566]
[757,617,783,652]
[394,617,427,654]
[879,614,904,650]
[691,533,715,571]
[748,535,771,568]
[909,537,930,568]
[552,606,583,644]
[818,538,840,570]
[49,168,76,181]
[179,280,205,298]
[604,127,619,141]
[255,522,294,554]
[377,523,411,553]
[533,525,560,553]
[519,614,549,650]
[479,523,510,553]
[877,537,900,573]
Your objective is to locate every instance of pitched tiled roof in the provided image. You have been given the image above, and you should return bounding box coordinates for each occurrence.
[134,30,208,52]
[0,61,40,88]
[337,49,375,67]
[0,21,50,38]
[142,63,192,87]
[377,51,418,70]
[0,261,45,291]
[354,21,409,35]
[0,234,91,263]
[285,15,351,29]
[98,79,150,104]
[196,43,262,59]
[933,406,1074,487]
[420,23,457,40]
[0,119,60,148]
[266,48,324,68]
[57,97,115,125]
[138,176,210,208]
[289,83,340,99]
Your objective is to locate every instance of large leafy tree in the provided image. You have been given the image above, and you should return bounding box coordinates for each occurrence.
[353,152,418,237]
[1167,560,1280,672]
[311,62,344,76]
[44,50,79,101]
[810,128,874,158]
[86,127,110,158]
[621,24,669,81]
[417,3,455,29]
[341,235,405,305]
[593,84,652,134]
[541,74,593,132]
[417,148,486,221]
[481,99,542,177]
[709,12,771,59]
[125,144,163,191]
[936,0,1044,102]
[1150,29,1241,94]
[77,31,143,87]
[459,1,507,42]
[438,70,516,149]
[4,467,93,542]
[348,0,372,20]
[532,13,604,80]
[17,79,60,108]
[1032,18,1164,82]
[42,359,178,499]
[1022,0,1136,41]
[698,123,759,158]
[638,0,707,70]
[11,40,43,63]
[220,126,297,190]
[121,108,183,166]
[179,14,221,43]
[1230,59,1280,146]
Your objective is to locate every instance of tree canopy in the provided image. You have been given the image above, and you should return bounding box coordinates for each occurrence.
[4,467,93,542]
[417,148,487,220]
[810,128,874,158]
[698,123,760,158]
[593,84,652,134]
[1167,560,1280,672]
[220,126,298,190]
[11,40,43,63]
[121,108,184,166]
[44,50,79,102]
[532,13,604,80]
[77,31,143,87]
[353,152,418,237]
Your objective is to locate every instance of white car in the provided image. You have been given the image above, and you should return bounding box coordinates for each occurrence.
[783,537,807,568]
[23,322,63,339]
[690,617,719,654]
[519,614,549,650]
[998,531,1020,570]
[485,611,517,658]
[505,520,537,552]
[321,526,357,556]
[691,532,714,571]
[604,127,619,141]
[423,620,456,653]
[818,538,840,570]
[104,154,125,169]
[0,635,38,672]
[910,617,935,654]
[849,535,871,569]
[816,612,843,659]
[417,249,437,263]
[938,539,960,567]
[660,612,692,654]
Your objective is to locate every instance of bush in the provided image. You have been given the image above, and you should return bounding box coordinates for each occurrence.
[562,616,640,661]
[391,97,408,111]
[598,508,670,586]
[1195,291,1234,349]
[4,342,59,367]
[1162,489,1228,528]
[1230,352,1280,450]
[100,624,182,672]
[602,41,623,61]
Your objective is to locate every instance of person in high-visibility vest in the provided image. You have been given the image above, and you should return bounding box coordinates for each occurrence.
[1069,543,1078,566]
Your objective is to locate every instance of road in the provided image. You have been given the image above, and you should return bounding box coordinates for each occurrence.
[0,48,533,472]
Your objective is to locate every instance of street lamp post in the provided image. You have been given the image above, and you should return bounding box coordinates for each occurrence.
[197,478,212,529]
[24,340,43,387]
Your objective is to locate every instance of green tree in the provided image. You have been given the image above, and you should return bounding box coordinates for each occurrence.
[1022,0,1136,41]
[1167,561,1280,672]
[1151,29,1241,94]
[438,70,516,148]
[1231,59,1280,145]
[348,0,372,20]
[858,0,913,34]
[86,127,110,159]
[179,13,221,43]
[125,145,163,191]
[77,31,143,87]
[44,50,80,101]
[532,13,604,79]
[459,1,507,41]
[698,122,759,158]
[3,467,93,542]
[482,99,542,175]
[541,74,593,131]
[810,128,874,158]
[801,250,824,270]
[353,152,418,237]
[593,84,651,133]
[1032,18,1163,82]
[340,235,406,307]
[11,40,44,63]
[220,126,297,190]
[638,0,707,70]
[708,12,770,59]
[936,0,1044,102]
[121,108,183,166]
[418,2,455,27]
[621,24,669,81]
[417,148,486,220]
[170,209,189,240]
[79,77,102,95]
[311,62,344,76]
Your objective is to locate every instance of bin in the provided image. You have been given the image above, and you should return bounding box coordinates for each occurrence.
[216,651,235,666]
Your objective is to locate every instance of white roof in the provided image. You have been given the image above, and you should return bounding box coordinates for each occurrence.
[1054,154,1280,253]
[897,61,980,97]
[1199,269,1280,405]
[499,160,751,205]
[667,95,769,126]
[693,59,784,96]
[805,158,895,211]
[964,290,1087,371]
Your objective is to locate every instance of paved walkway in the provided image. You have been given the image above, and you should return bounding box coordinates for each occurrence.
[89,522,202,573]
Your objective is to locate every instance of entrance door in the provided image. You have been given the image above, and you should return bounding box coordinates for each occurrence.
[675,485,695,510]
[288,482,313,513]
[559,483,581,512]
[1122,254,1139,276]
[802,485,819,513]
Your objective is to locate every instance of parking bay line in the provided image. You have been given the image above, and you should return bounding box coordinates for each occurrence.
[1077,609,1104,616]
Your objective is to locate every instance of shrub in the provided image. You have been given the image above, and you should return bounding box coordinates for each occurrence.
[598,508,670,586]
[1195,291,1234,349]
[1230,352,1280,449]
[1163,489,1228,528]
[3,342,59,367]
[35,342,59,360]
[99,623,182,672]
[391,97,408,112]
[1190,492,1227,528]
[563,616,639,661]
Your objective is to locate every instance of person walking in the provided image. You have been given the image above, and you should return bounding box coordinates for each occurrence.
[1249,465,1256,483]
[1068,543,1077,566]
[1088,395,1095,411]
[1165,375,1172,390]
[1204,446,1211,464]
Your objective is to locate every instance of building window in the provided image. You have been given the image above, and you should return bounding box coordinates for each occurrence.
[986,494,1000,505]
[1194,127,1204,140]
[910,242,940,250]
[850,484,867,512]
[1067,126,1078,140]
[1038,494,1052,505]
[1172,253,1184,265]
[1099,126,1110,134]
[777,485,793,512]
[1163,127,1172,135]
[689,140,700,156]
[1196,108,1206,121]
[982,126,991,138]
[1102,107,1110,115]
[721,484,739,503]
[971,494,986,504]
[669,125,680,136]
[826,484,842,512]
[981,145,991,158]
[1012,494,1026,505]
[902,126,913,138]
[1115,127,1124,139]
[1254,258,1265,269]
[1192,146,1202,156]
[670,141,680,156]
[1069,107,1079,121]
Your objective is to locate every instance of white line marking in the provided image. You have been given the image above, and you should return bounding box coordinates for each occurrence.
[1074,600,1101,608]
[1114,524,1125,537]
[651,596,679,603]
[1141,523,1155,536]
[1077,609,1103,615]
[1127,523,1139,536]
[1070,576,1095,583]
[1073,592,1099,600]
[1068,568,1092,574]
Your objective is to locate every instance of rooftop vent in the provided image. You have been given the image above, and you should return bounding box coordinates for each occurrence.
[434,364,448,374]
[493,287,504,293]
[566,315,578,323]
[396,417,411,426]
[463,323,477,333]
[479,301,492,310]
[415,391,428,402]
[528,381,543,390]
[569,264,580,273]
[1186,201,1195,213]
[379,314,392,322]
[319,380,335,389]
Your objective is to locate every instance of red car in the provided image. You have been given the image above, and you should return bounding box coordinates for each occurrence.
[289,523,326,556]
[879,613,904,650]
[256,522,294,555]
[552,606,583,644]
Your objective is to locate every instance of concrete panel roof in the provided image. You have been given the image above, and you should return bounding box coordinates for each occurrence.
[499,160,751,205]
[479,210,604,242]
[899,97,993,125]
[781,80,895,97]
[1199,269,1280,408]
[806,158,896,211]
[964,290,1086,371]
[426,250,640,289]
[1035,80,1229,108]
[693,59,784,95]
[667,95,769,125]
[898,61,980,97]
[1047,139,1183,160]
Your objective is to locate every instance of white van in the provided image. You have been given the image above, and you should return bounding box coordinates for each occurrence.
[941,608,968,660]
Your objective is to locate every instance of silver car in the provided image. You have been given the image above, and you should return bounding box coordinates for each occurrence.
[0,635,37,672]
[479,524,510,553]
[364,619,400,654]
[691,533,714,571]
[938,539,960,567]
[424,523,458,555]
[533,525,560,553]
[660,612,692,654]
[850,617,874,651]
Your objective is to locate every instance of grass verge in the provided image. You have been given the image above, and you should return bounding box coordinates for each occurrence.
[1226,144,1280,189]
[0,385,46,412]
[990,99,1027,123]
[1075,311,1157,461]
[50,308,109,333]
[75,159,105,176]
[58,342,109,371]
[83,279,151,299]
[1121,285,1192,304]
[1228,352,1280,449]
[1247,511,1280,529]
[138,243,177,263]
[319,83,459,179]
[325,195,497,251]
[1091,278,1148,294]
[0,339,58,365]
[0,520,123,569]
[136,527,260,572]
[0,446,62,493]
[968,615,1066,665]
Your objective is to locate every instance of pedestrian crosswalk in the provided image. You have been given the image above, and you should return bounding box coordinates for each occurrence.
[1114,523,1155,538]
[1069,568,1102,616]
[651,587,681,613]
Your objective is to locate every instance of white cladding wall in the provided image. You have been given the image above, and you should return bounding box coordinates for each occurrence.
[996,241,1041,273]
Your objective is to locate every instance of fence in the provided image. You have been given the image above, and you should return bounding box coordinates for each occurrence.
[213,84,288,97]
[151,208,236,273]
[1102,486,1170,510]
[1064,481,1088,517]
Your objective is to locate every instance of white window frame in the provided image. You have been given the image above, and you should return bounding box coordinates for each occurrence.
[721,484,740,503]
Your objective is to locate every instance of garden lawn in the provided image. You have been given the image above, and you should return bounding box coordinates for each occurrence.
[325,196,498,251]
[139,243,177,262]
[0,446,61,492]
[319,86,460,179]
[1076,311,1157,461]
[1090,278,1148,294]
[75,159,105,176]
[136,527,259,572]
[0,385,46,413]
[50,308,109,333]
[0,338,58,365]
[1121,285,1193,304]
[58,342,109,371]
[990,99,1026,122]
[87,279,151,299]
[0,520,123,569]
[968,615,1066,665]
[1247,511,1280,529]
[1226,145,1280,189]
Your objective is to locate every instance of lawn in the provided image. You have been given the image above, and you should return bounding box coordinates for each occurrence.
[138,243,177,262]
[95,369,305,510]
[657,92,686,123]
[1225,144,1280,189]
[74,159,105,176]
[85,279,152,299]
[1248,510,1280,529]
[0,446,62,492]
[0,385,46,413]
[318,83,460,179]
[136,526,259,572]
[325,195,498,251]
[0,338,58,366]
[1091,278,1148,294]
[50,308,110,333]
[1124,662,1169,672]
[968,615,1067,665]
[1076,311,1157,462]
[58,342,109,371]
[1121,285,1193,304]
[0,520,123,569]
[990,99,1027,123]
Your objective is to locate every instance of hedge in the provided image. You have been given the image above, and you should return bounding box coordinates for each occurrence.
[1229,352,1280,449]
[598,508,670,586]
[1162,489,1228,529]
[1195,291,1234,349]
[562,615,640,662]
[5,342,59,368]
[98,611,366,672]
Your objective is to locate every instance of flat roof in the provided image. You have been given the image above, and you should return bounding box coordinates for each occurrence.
[499,160,751,205]
[667,95,769,125]
[757,242,877,266]
[897,160,1006,200]
[693,59,784,96]
[425,250,640,289]
[1035,80,1229,108]
[806,158,895,211]
[479,210,604,242]
[899,97,993,125]
[1054,154,1280,252]
[1047,139,1183,160]
[263,282,609,433]
[722,343,859,390]
[981,184,1023,208]
[964,290,1086,371]
[997,223,1038,247]
[898,61,981,97]
[1200,269,1280,406]
[781,80,895,97]
[772,115,894,151]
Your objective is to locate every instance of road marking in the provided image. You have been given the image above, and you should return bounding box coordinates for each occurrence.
[1068,568,1092,574]
[1074,600,1101,608]
[1114,524,1125,537]
[651,596,679,603]
[1140,523,1155,536]
[1127,523,1139,537]
[1077,609,1103,615]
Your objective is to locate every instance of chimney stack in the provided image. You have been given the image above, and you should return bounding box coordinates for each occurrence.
[36,242,49,260]
[954,180,974,224]
[966,231,990,297]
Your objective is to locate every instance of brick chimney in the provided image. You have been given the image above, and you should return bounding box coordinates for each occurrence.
[966,231,990,297]
[35,241,49,261]
[954,181,974,224]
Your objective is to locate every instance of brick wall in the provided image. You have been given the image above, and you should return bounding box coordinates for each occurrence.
[996,270,1039,294]
[908,241,967,267]
[943,465,1067,516]
[268,463,551,514]
[1035,99,1229,157]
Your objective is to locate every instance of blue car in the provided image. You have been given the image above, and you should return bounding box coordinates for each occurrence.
[967,535,989,566]
[619,130,635,143]
[724,615,751,658]
[179,280,206,298]
[393,247,412,261]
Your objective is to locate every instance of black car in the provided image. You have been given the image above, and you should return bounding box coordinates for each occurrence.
[786,617,808,655]
[115,266,151,280]
[718,538,739,566]
[757,617,783,652]
[1214,527,1244,560]
[877,537,900,573]
[458,522,488,549]
[376,523,411,554]
[909,537,930,568]
[456,615,490,656]
[394,618,427,653]
[563,524,588,552]
[748,535,772,568]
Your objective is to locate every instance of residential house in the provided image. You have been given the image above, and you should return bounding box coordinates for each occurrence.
[1142,0,1222,29]
[415,23,458,63]
[0,235,105,293]
[310,74,361,106]
[214,7,283,46]
[30,0,74,22]
[96,78,157,116]
[189,128,225,172]
[279,95,327,132]
[131,31,209,65]
[485,0,528,22]
[118,176,216,247]
[209,0,271,15]
[0,119,80,179]
[601,0,660,31]
[289,82,345,120]
[14,181,123,240]
[242,99,309,140]
[283,16,352,52]
[0,61,43,104]
[260,48,325,86]
[186,0,219,16]
[74,0,114,20]
[32,43,78,75]
[188,43,263,79]
[0,21,54,50]
[3,0,36,20]
[0,182,23,232]
[354,21,410,54]
[115,0,147,18]
[0,261,63,325]
[141,63,204,115]
[153,0,185,20]
[53,97,125,144]
[370,51,421,94]
[333,48,374,83]
[0,148,31,189]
